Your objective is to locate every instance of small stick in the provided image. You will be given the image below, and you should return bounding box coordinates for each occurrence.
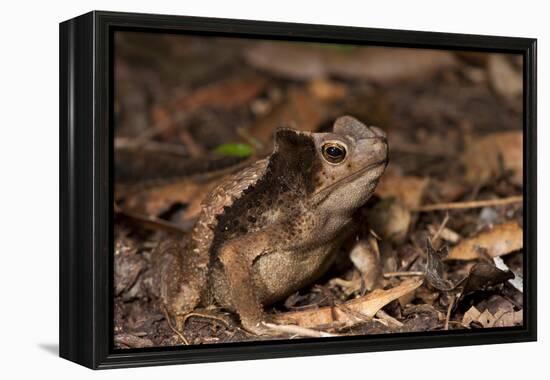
[375,310,404,328]
[115,138,189,156]
[162,306,189,345]
[431,213,450,245]
[115,207,188,235]
[383,271,425,278]
[133,110,190,144]
[262,322,339,338]
[444,294,456,331]
[390,141,455,157]
[178,130,205,158]
[181,311,231,328]
[413,196,523,212]
[237,127,264,150]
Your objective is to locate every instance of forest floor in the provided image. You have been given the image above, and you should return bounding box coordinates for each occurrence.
[113,33,524,348]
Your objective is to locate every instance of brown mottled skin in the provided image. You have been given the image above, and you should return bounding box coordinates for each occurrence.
[153,116,388,335]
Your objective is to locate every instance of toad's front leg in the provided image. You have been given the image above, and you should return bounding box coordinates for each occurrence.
[218,231,279,336]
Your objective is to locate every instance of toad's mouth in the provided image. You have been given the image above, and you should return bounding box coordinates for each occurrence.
[311,158,388,204]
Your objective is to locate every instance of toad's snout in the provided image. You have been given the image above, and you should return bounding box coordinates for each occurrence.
[357,128,388,167]
[332,115,388,166]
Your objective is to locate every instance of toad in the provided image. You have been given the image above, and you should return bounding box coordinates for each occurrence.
[153,116,388,335]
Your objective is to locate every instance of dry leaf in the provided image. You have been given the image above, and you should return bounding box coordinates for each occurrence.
[114,250,146,296]
[447,221,523,260]
[462,306,483,326]
[398,290,417,308]
[245,43,457,83]
[487,54,522,101]
[428,225,461,244]
[147,75,266,141]
[141,180,216,220]
[463,66,487,84]
[326,47,457,84]
[245,43,326,80]
[367,198,411,243]
[275,279,422,328]
[249,87,325,143]
[493,256,523,293]
[462,306,522,328]
[375,174,428,209]
[483,294,515,313]
[424,240,514,297]
[171,75,267,111]
[454,51,490,66]
[349,237,382,292]
[431,179,468,203]
[114,333,155,348]
[425,240,454,291]
[493,310,523,327]
[463,131,523,186]
[461,262,515,296]
[115,148,246,188]
[307,78,347,101]
[415,286,440,306]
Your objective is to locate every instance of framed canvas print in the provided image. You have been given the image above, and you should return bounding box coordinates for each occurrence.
[59,11,537,369]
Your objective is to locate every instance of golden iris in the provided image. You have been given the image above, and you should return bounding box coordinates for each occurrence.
[322,143,347,164]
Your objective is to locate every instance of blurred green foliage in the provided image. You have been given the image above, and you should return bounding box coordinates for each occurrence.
[214,143,254,157]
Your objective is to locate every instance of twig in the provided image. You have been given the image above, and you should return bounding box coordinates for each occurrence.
[431,213,450,245]
[329,278,356,288]
[178,130,205,158]
[115,206,188,235]
[134,110,190,144]
[444,294,455,331]
[237,127,265,150]
[181,311,231,328]
[383,271,425,278]
[162,306,189,345]
[115,155,259,197]
[390,141,456,157]
[115,138,189,156]
[375,310,403,328]
[413,196,523,212]
[262,322,339,338]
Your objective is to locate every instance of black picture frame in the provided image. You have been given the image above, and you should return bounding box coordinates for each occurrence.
[59,10,537,369]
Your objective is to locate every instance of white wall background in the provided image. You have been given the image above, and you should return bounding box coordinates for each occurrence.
[0,0,546,378]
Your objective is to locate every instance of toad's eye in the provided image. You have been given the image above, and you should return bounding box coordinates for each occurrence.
[322,143,347,164]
